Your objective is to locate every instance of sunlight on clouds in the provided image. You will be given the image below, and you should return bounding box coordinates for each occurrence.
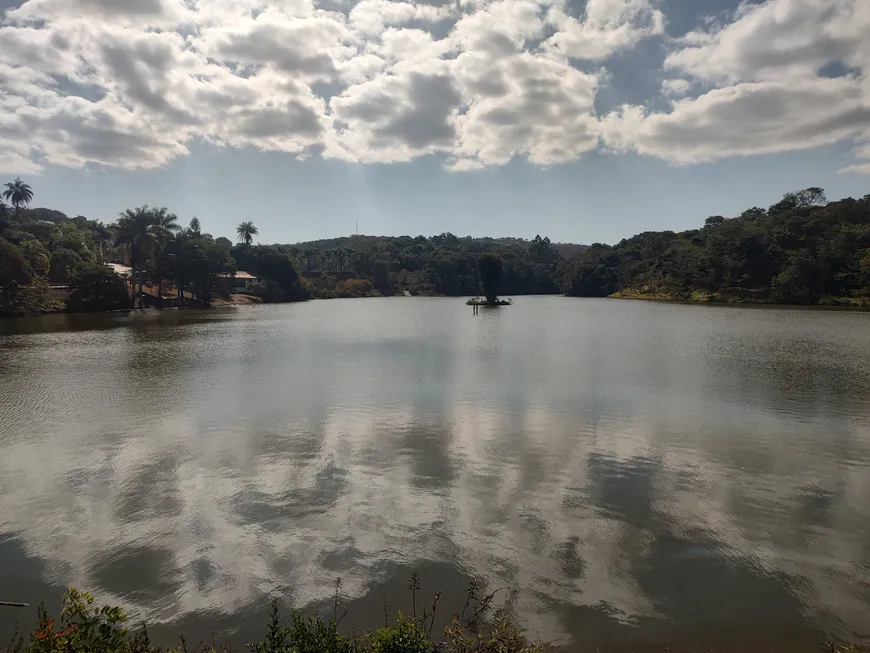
[0,0,869,173]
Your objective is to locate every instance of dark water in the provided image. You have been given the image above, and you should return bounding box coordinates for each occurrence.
[2,297,870,651]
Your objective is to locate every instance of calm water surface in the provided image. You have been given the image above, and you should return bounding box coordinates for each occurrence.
[1,297,870,651]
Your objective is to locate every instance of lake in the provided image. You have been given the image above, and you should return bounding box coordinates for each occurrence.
[1,297,870,651]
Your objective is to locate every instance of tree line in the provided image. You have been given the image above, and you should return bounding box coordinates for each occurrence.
[280,232,565,299]
[3,179,868,317]
[560,187,870,305]
[1,180,570,316]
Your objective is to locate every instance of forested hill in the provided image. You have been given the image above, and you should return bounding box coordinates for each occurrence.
[290,234,587,259]
[561,188,870,305]
[284,233,578,297]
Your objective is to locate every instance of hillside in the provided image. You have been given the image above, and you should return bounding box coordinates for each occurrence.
[289,234,587,259]
[278,233,569,298]
[561,188,870,305]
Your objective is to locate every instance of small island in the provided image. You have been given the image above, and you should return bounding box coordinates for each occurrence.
[467,254,512,312]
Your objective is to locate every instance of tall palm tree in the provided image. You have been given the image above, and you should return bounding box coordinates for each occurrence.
[114,207,152,307]
[188,217,201,236]
[114,206,178,308]
[151,208,180,307]
[236,221,258,246]
[2,178,33,217]
[151,207,180,244]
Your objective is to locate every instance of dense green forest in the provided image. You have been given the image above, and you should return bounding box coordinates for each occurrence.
[2,179,869,317]
[284,232,568,299]
[561,188,870,305]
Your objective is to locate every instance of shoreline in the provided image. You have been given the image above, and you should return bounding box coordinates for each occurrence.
[602,289,870,310]
[0,586,857,653]
[5,291,870,320]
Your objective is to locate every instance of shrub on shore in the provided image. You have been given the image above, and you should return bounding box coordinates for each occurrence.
[3,578,545,653]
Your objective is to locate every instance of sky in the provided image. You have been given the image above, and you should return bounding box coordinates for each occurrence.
[0,0,869,244]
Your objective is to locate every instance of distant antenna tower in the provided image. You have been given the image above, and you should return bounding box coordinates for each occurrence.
[356,221,359,235]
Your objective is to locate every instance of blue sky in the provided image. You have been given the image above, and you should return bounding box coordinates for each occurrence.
[1,0,868,245]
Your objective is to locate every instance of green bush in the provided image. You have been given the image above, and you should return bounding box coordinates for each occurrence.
[3,578,547,653]
[67,265,133,313]
[358,614,432,653]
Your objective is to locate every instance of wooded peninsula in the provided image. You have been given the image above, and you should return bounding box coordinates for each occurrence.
[1,180,869,317]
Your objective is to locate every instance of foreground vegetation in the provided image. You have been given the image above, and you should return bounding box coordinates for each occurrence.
[561,188,870,305]
[3,579,546,653]
[3,583,866,653]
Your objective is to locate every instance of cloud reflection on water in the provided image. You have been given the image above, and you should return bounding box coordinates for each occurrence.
[1,298,869,650]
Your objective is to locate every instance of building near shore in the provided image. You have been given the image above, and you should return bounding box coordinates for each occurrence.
[219,270,260,292]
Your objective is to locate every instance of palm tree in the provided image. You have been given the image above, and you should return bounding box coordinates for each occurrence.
[114,207,151,307]
[2,178,33,217]
[151,208,180,307]
[236,221,258,246]
[151,207,180,243]
[114,206,178,308]
[188,217,201,236]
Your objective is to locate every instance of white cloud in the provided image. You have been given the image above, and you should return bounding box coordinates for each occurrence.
[660,77,692,98]
[450,51,601,168]
[601,0,870,171]
[1,0,870,174]
[194,10,357,82]
[665,0,870,84]
[450,0,546,55]
[327,65,462,162]
[600,77,870,163]
[349,0,449,38]
[543,0,665,60]
[6,0,191,28]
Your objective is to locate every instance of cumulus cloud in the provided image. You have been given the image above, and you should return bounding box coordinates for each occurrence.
[543,0,664,60]
[0,0,869,173]
[664,0,870,84]
[450,51,600,168]
[329,68,462,161]
[600,0,870,170]
[601,77,870,163]
[660,78,692,98]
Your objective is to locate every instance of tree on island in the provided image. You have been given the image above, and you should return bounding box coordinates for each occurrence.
[236,221,259,245]
[478,254,503,303]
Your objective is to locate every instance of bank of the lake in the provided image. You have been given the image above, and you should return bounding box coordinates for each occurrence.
[608,288,870,307]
